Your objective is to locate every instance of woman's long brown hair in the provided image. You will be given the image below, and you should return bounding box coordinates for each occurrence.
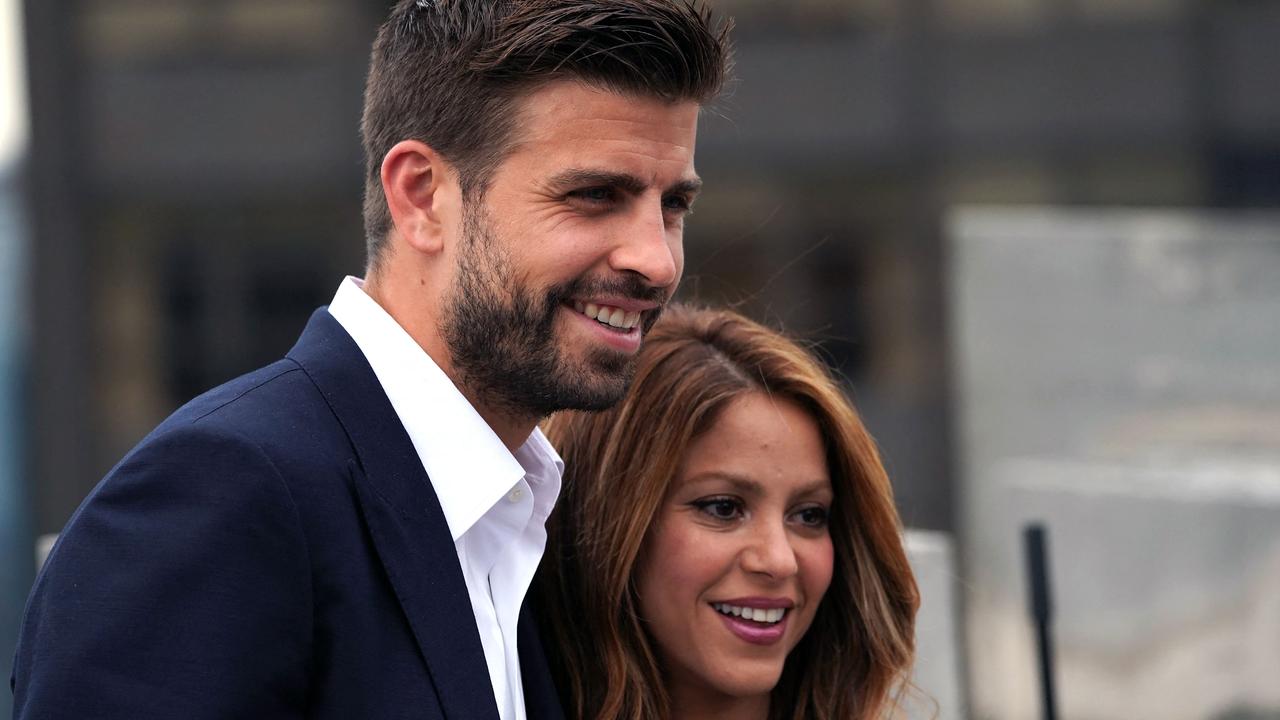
[535,304,919,720]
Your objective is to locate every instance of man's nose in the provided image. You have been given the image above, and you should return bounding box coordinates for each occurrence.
[740,520,800,580]
[608,202,680,289]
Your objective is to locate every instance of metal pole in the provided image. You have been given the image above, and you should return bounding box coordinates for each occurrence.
[1024,523,1059,720]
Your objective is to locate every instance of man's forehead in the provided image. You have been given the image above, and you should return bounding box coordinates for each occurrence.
[512,80,701,138]
[493,82,701,186]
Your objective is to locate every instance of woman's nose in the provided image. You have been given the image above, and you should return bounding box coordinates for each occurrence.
[739,521,799,580]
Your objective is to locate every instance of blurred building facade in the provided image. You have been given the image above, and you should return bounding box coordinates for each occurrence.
[15,1,1280,718]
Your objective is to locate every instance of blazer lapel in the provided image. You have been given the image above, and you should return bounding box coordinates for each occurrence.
[518,601,566,720]
[287,309,499,720]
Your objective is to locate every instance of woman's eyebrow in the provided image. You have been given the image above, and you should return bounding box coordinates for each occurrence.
[791,479,834,501]
[683,472,764,495]
[684,473,830,497]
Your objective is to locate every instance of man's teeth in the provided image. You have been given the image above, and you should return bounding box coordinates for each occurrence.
[572,301,641,330]
[712,603,787,624]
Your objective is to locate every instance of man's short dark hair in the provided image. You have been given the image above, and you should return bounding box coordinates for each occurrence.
[360,0,733,269]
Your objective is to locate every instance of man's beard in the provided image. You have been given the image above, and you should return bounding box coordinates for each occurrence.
[441,202,667,420]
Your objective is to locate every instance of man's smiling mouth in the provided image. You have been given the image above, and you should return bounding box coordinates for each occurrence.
[572,300,641,330]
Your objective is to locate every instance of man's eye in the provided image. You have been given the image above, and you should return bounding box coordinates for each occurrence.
[662,194,692,213]
[570,187,615,203]
[692,497,743,521]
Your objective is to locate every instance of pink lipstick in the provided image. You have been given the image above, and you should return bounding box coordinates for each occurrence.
[710,599,794,646]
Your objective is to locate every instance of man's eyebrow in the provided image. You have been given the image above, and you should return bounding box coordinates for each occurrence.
[669,177,704,197]
[548,168,703,196]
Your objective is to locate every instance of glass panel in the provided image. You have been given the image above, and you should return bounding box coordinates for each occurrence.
[950,206,1280,719]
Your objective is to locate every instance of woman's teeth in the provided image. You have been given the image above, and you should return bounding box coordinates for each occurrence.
[573,301,641,330]
[712,603,787,624]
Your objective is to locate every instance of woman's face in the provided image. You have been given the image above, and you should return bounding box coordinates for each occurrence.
[634,391,835,711]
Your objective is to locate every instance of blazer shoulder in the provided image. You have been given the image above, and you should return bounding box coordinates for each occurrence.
[71,358,358,540]
[15,403,317,719]
[141,358,344,456]
[164,358,311,426]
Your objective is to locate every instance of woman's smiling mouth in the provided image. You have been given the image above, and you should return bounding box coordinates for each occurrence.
[708,599,796,645]
[711,603,787,624]
[712,608,789,645]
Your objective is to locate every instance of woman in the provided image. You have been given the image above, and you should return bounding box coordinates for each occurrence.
[536,304,919,720]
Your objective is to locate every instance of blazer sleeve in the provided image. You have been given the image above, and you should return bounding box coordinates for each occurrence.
[11,424,314,719]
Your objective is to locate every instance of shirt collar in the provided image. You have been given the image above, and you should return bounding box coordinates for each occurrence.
[515,428,564,521]
[327,276,563,541]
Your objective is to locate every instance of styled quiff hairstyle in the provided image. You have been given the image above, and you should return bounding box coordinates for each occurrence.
[360,0,732,268]
[537,304,920,720]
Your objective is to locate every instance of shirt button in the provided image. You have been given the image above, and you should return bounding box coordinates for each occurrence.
[507,487,524,503]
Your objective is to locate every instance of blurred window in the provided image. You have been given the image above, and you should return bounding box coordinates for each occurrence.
[714,0,900,33]
[82,0,359,62]
[938,0,1191,31]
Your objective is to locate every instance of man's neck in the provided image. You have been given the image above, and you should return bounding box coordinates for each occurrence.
[468,402,539,455]
[362,272,537,454]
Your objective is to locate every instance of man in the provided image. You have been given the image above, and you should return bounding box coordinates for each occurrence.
[10,2,730,718]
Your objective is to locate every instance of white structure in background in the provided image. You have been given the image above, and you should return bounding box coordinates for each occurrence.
[0,0,26,170]
[35,534,56,573]
[905,530,965,720]
[949,207,1280,720]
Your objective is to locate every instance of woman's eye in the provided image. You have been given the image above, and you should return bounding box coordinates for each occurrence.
[693,497,743,521]
[794,506,829,529]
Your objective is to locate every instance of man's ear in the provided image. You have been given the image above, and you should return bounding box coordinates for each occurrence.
[380,140,459,256]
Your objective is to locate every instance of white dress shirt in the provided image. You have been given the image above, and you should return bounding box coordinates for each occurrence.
[327,277,562,720]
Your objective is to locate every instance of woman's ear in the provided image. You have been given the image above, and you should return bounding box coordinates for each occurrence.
[380,139,459,256]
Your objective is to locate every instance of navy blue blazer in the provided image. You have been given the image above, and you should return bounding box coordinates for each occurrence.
[11,309,564,720]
